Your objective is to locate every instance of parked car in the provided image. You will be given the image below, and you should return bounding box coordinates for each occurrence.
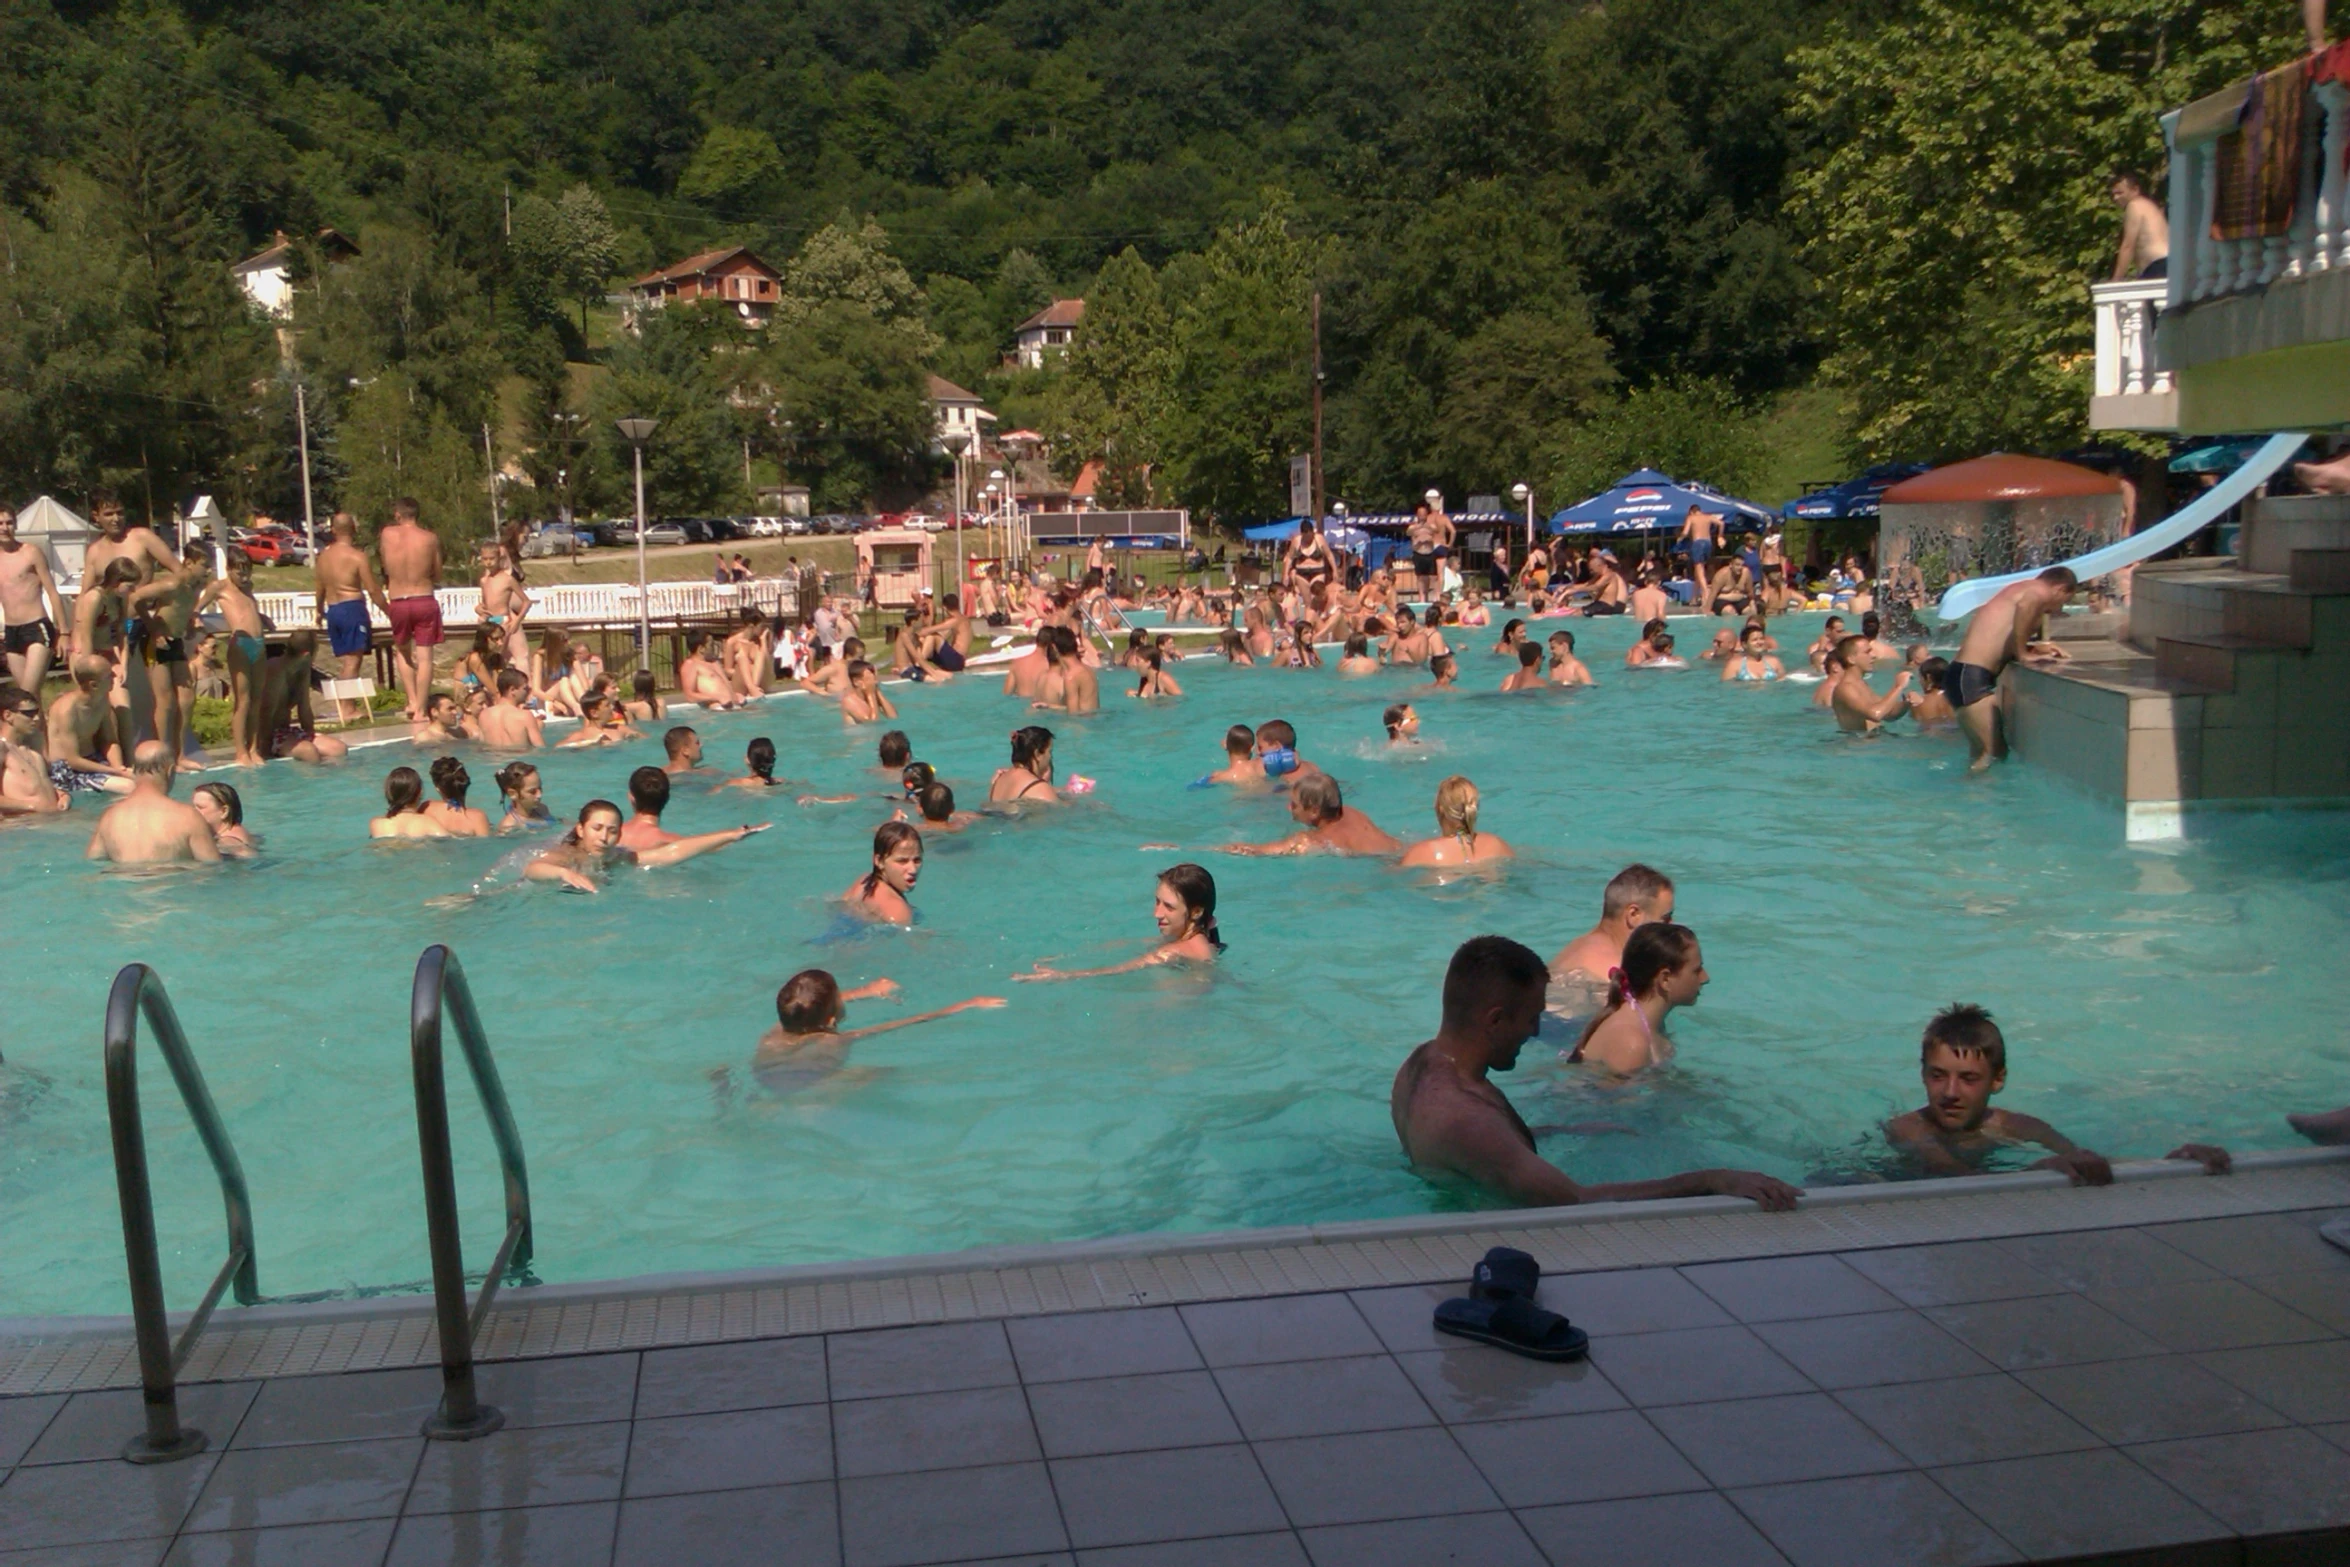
[778,516,810,536]
[519,524,585,559]
[227,529,285,566]
[612,521,690,547]
[250,524,312,563]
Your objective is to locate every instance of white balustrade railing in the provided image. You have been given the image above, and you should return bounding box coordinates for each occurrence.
[255,576,808,633]
[2091,278,2174,400]
[2164,77,2350,309]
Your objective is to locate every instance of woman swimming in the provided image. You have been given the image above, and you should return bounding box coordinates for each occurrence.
[190,782,254,857]
[1398,776,1514,868]
[721,737,793,791]
[371,766,452,839]
[1130,646,1183,699]
[1569,921,1705,1075]
[495,761,548,829]
[524,798,764,891]
[844,819,923,922]
[425,756,494,836]
[989,726,1059,804]
[1492,618,1526,658]
[622,670,664,722]
[1719,627,1786,683]
[1015,863,1226,981]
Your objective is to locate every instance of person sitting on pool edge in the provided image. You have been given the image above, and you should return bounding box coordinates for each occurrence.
[1399,776,1512,869]
[1222,772,1399,857]
[1016,863,1226,981]
[749,969,1005,1094]
[1884,1003,2231,1183]
[1393,935,1799,1210]
[1569,921,1704,1075]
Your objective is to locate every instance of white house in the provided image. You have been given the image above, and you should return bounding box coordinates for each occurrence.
[1011,300,1084,368]
[927,375,996,453]
[231,229,360,320]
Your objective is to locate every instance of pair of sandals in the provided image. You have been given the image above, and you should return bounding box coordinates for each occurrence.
[1432,1247,1590,1362]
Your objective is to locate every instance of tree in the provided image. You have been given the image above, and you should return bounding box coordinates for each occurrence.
[591,306,746,517]
[1547,380,1769,504]
[677,126,786,210]
[1787,0,2298,460]
[509,185,620,336]
[771,301,935,510]
[1048,247,1171,507]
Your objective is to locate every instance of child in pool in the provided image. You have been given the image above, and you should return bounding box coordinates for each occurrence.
[748,970,1005,1093]
[1884,1003,2231,1183]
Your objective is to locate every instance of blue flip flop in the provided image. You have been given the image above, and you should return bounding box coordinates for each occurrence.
[1470,1246,1540,1302]
[1433,1295,1590,1362]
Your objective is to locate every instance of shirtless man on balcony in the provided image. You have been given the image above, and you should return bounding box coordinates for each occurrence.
[2108,171,2170,281]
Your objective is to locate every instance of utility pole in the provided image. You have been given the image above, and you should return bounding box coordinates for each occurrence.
[482,422,502,531]
[1310,290,1325,526]
[295,381,317,560]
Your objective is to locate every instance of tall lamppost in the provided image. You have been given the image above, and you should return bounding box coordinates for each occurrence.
[616,418,658,663]
[1512,481,1533,565]
[989,468,1007,570]
[943,429,971,600]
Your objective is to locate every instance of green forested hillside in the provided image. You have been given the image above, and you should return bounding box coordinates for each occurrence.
[0,0,2297,530]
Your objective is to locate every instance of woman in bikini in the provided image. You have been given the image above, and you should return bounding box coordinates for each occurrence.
[1014,863,1226,981]
[989,725,1059,805]
[1491,618,1526,659]
[721,737,795,791]
[1130,646,1182,699]
[370,766,453,839]
[1718,627,1786,683]
[1398,775,1515,869]
[495,761,549,830]
[1569,922,1705,1076]
[425,756,494,836]
[844,819,923,923]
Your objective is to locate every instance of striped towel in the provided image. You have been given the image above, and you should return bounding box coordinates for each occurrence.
[2211,61,2309,242]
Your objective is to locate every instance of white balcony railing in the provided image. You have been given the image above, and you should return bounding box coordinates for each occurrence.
[253,576,807,634]
[2163,78,2350,307]
[2092,278,2174,397]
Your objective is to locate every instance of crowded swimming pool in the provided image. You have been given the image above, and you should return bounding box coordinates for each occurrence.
[3,611,2345,1317]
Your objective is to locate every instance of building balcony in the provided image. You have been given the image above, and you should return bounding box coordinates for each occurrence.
[2089,277,2176,431]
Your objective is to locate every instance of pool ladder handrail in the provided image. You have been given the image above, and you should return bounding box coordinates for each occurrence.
[411,943,533,1440]
[104,963,259,1464]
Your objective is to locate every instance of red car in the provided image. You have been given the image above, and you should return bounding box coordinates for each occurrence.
[228,531,284,566]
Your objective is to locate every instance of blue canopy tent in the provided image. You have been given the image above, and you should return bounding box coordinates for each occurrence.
[1781,463,1930,521]
[1242,517,1372,550]
[1547,470,1777,535]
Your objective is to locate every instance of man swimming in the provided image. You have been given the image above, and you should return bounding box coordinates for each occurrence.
[1499,643,1547,692]
[411,690,472,746]
[1806,616,1846,671]
[477,669,545,749]
[620,764,770,853]
[1829,635,1913,734]
[1393,936,1798,1209]
[1944,566,2076,771]
[1205,723,1264,784]
[1550,864,1675,994]
[663,726,708,775]
[1885,1003,2229,1182]
[1221,773,1399,856]
[87,742,220,864]
[750,970,1005,1094]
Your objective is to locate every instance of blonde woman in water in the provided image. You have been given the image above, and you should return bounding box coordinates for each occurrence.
[1398,775,1515,868]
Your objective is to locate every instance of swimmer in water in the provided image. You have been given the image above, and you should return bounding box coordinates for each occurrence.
[1500,642,1546,691]
[720,737,796,791]
[1719,625,1785,682]
[844,819,924,922]
[189,781,254,857]
[476,669,545,749]
[1398,775,1514,868]
[1545,631,1594,687]
[749,969,1006,1093]
[1015,862,1226,980]
[1383,703,1420,746]
[523,798,763,890]
[1811,648,1845,709]
[371,766,453,839]
[989,725,1059,804]
[842,660,897,726]
[1568,921,1703,1075]
[1884,1004,2230,1182]
[425,756,494,836]
[1391,936,1800,1210]
[1423,653,1458,690]
[1207,723,1264,785]
[1829,635,1913,734]
[411,691,470,747]
[1253,719,1321,783]
[897,779,980,832]
[1221,772,1400,856]
[1336,634,1379,676]
[86,742,220,863]
[877,730,913,772]
[1806,616,1847,671]
[662,726,710,775]
[1130,644,1183,699]
[1550,864,1675,994]
[554,691,626,747]
[495,761,548,829]
[1909,658,1958,725]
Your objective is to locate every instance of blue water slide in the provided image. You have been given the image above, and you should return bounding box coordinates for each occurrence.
[1932,432,2310,623]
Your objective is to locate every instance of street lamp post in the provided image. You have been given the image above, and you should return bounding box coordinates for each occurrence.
[1511,482,1533,566]
[989,467,1009,571]
[943,429,971,601]
[616,418,658,666]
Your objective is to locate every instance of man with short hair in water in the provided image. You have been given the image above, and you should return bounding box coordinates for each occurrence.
[663,726,707,774]
[379,497,444,722]
[46,655,134,795]
[477,669,545,748]
[1222,772,1399,856]
[619,764,771,852]
[1500,642,1546,691]
[1207,723,1264,784]
[1944,566,2075,770]
[842,660,897,725]
[1550,864,1675,994]
[314,511,391,721]
[1806,615,1846,671]
[87,741,219,864]
[749,970,1005,1093]
[0,686,68,815]
[1545,631,1593,687]
[1393,936,1799,1209]
[1855,610,1900,665]
[411,690,471,746]
[1830,635,1913,734]
[1035,626,1100,713]
[0,504,67,696]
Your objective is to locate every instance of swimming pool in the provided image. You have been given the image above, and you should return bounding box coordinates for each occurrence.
[4,612,2346,1318]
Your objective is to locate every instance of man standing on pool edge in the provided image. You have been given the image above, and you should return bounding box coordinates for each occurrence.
[1394,936,1800,1211]
[379,497,444,722]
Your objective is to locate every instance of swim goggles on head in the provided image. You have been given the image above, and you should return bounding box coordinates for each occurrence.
[1260,746,1299,777]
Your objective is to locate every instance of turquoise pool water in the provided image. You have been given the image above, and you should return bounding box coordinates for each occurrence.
[3,612,2347,1318]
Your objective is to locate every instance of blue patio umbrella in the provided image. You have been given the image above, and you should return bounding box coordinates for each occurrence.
[2169,438,2302,473]
[1548,469,1778,535]
[1781,463,1931,521]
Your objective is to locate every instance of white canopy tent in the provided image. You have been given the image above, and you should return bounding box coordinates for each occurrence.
[14,494,97,587]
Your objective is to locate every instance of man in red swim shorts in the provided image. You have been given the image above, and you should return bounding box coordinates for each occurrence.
[378,497,444,720]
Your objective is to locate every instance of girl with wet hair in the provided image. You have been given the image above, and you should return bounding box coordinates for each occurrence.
[1015,863,1225,981]
[426,756,492,836]
[1569,921,1705,1075]
[190,782,255,857]
[1399,776,1514,869]
[722,737,796,791]
[370,766,452,839]
[990,726,1058,804]
[495,761,548,830]
[1492,618,1526,657]
[845,820,924,922]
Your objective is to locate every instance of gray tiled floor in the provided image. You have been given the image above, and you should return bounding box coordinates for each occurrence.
[3,1208,2345,1565]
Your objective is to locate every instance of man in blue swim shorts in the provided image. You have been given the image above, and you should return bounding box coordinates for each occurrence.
[312,512,390,721]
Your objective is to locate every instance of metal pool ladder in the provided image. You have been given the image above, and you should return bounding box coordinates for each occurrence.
[103,963,259,1463]
[410,943,534,1440]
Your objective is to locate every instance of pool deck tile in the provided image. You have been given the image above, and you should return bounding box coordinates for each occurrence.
[3,1159,2348,1565]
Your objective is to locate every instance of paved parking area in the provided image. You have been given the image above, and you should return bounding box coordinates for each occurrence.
[3,1206,2346,1566]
